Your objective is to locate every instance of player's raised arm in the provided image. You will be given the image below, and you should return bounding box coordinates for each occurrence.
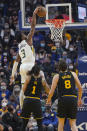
[10,53,21,85]
[27,7,41,44]
[47,74,59,104]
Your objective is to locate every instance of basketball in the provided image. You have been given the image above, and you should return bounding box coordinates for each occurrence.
[37,6,46,17]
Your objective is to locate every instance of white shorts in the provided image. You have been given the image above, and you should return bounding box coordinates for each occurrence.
[20,63,35,84]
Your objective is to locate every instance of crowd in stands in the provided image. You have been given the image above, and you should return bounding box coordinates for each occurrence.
[0,0,86,130]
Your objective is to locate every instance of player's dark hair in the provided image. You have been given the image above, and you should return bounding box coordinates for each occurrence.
[28,64,40,76]
[58,59,67,72]
[15,32,22,43]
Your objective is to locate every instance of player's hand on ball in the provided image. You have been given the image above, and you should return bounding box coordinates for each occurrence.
[33,6,46,17]
[33,7,41,15]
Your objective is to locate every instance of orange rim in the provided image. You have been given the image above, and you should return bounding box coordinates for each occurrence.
[45,19,65,28]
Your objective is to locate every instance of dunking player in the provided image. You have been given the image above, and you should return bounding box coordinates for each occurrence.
[20,64,50,131]
[10,7,45,108]
[47,59,82,131]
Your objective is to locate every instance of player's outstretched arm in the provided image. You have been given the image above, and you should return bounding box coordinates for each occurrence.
[47,74,59,104]
[10,53,21,85]
[27,7,41,44]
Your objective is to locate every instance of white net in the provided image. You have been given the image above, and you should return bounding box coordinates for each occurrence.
[45,19,65,42]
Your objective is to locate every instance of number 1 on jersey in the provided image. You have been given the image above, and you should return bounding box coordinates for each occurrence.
[32,86,36,94]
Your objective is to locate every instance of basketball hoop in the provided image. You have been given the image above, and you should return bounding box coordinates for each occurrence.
[45,19,65,42]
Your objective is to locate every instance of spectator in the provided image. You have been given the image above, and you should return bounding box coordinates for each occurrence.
[0,67,11,84]
[68,63,74,71]
[2,56,9,69]
[42,105,58,131]
[45,33,54,53]
[68,62,78,74]
[40,40,46,50]
[12,84,20,103]
[0,70,7,80]
[62,51,72,65]
[55,42,64,58]
[68,44,78,63]
[0,81,11,102]
[42,56,53,76]
[2,104,21,131]
[27,113,38,131]
[75,36,85,56]
[0,98,8,116]
[8,95,18,109]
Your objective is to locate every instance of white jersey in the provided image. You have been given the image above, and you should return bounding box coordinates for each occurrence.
[18,40,35,64]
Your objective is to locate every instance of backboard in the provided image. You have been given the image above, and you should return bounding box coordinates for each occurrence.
[19,0,87,31]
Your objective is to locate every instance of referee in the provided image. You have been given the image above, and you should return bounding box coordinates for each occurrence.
[47,59,82,131]
[20,64,50,131]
